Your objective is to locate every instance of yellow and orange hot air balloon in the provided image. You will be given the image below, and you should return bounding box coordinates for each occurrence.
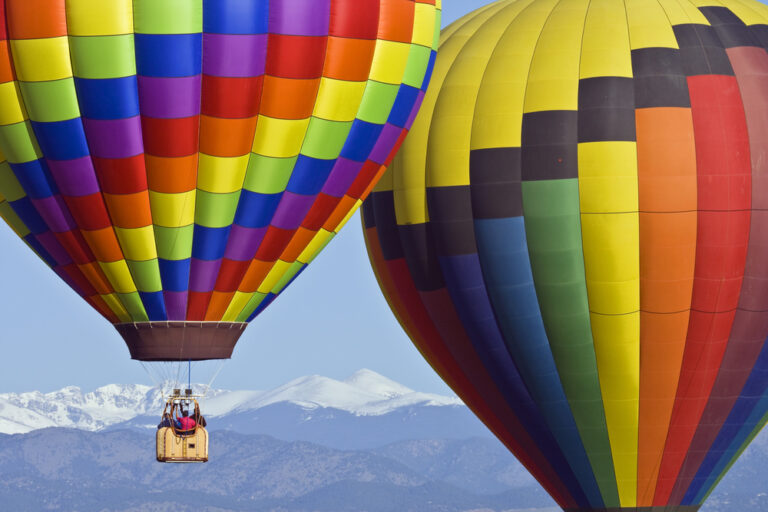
[363,0,768,510]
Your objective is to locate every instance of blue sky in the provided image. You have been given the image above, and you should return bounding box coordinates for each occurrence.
[0,1,494,394]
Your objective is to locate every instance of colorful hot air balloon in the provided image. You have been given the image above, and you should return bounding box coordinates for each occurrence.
[0,0,440,362]
[362,0,768,510]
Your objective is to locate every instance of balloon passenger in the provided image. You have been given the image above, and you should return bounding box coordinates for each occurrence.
[175,407,196,434]
[157,414,173,429]
[192,401,207,428]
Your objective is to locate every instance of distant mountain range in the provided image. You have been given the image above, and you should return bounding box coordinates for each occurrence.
[0,429,555,512]
[0,370,489,450]
[0,370,465,437]
[0,427,765,512]
[0,370,766,511]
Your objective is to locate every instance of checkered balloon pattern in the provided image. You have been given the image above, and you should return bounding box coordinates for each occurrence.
[0,0,440,332]
[363,0,768,510]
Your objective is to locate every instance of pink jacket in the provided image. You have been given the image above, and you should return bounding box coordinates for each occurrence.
[177,416,196,431]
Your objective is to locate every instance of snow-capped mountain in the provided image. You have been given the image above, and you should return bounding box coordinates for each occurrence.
[213,371,460,416]
[0,383,158,433]
[0,370,463,435]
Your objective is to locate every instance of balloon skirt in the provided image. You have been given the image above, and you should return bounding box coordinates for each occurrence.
[116,322,247,361]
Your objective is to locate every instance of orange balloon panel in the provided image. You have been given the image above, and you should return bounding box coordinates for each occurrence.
[362,0,768,511]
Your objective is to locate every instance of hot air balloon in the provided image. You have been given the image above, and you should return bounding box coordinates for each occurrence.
[362,0,768,509]
[0,0,440,367]
[0,0,441,462]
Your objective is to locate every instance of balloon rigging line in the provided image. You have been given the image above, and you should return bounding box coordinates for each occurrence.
[139,361,166,403]
[201,360,227,399]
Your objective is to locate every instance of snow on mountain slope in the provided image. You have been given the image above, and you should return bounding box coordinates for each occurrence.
[0,384,159,433]
[344,369,414,397]
[0,370,462,434]
[201,389,263,417]
[226,369,459,416]
[0,401,58,434]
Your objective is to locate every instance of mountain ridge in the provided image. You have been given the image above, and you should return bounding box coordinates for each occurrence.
[0,426,763,512]
[2,370,766,512]
[0,369,463,435]
[0,427,558,512]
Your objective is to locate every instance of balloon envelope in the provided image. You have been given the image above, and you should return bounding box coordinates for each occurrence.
[0,0,440,360]
[362,0,768,510]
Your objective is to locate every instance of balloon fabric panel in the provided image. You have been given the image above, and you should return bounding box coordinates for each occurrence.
[0,0,440,359]
[362,0,768,510]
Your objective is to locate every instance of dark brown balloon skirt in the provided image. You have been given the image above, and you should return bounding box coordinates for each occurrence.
[564,507,700,512]
[115,322,247,361]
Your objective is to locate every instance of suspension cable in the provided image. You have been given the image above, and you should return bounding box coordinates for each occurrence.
[201,360,227,398]
[139,361,165,401]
